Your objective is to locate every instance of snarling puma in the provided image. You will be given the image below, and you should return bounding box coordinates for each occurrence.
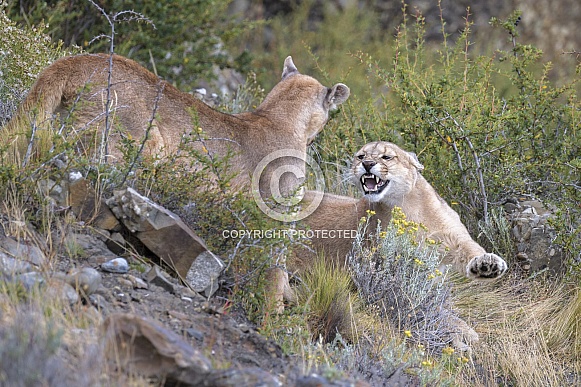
[299,141,508,280]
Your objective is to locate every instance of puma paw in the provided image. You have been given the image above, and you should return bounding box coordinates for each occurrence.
[446,312,479,356]
[466,253,508,280]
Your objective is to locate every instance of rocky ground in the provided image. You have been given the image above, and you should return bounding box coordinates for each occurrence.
[0,168,561,386]
[1,203,380,386]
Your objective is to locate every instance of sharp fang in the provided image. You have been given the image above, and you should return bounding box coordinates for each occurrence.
[375,176,379,183]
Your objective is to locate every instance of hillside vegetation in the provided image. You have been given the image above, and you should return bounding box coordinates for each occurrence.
[0,1,580,385]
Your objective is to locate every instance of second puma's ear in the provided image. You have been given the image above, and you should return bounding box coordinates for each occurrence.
[325,83,350,109]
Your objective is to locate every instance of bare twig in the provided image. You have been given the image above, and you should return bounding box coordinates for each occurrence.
[120,80,165,185]
[86,0,154,164]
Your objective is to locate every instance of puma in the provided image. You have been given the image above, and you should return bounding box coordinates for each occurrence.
[271,141,508,306]
[299,141,508,279]
[271,141,507,350]
[3,53,349,196]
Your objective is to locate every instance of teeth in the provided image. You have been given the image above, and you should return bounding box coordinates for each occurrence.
[360,173,388,194]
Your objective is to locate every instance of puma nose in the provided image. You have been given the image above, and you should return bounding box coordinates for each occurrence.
[362,160,376,172]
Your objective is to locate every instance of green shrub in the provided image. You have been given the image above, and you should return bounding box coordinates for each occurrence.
[311,9,580,272]
[0,8,76,126]
[3,0,258,90]
[350,207,458,352]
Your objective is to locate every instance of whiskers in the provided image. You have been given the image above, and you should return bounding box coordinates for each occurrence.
[307,145,357,195]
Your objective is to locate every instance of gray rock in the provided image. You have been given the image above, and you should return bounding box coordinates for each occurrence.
[204,367,282,387]
[101,258,129,274]
[37,178,66,205]
[16,271,45,289]
[507,200,564,274]
[106,187,223,281]
[106,232,127,255]
[145,266,176,294]
[56,267,102,296]
[0,234,46,266]
[102,313,213,386]
[186,251,224,297]
[0,254,33,275]
[125,274,148,289]
[62,232,120,265]
[46,279,79,305]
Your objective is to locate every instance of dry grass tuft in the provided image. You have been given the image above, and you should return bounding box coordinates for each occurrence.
[296,258,359,343]
[453,275,581,386]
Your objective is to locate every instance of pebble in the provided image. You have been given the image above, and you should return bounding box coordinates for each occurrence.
[125,274,148,289]
[46,280,79,305]
[117,278,134,288]
[59,267,102,296]
[101,257,129,273]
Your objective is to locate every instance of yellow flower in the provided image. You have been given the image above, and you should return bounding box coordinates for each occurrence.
[366,209,376,216]
[427,273,435,280]
[379,231,387,238]
[421,360,433,367]
[404,330,412,338]
[435,269,443,276]
[414,258,424,265]
[442,346,455,355]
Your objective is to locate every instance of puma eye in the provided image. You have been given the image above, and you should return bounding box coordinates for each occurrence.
[357,154,364,160]
[382,155,393,160]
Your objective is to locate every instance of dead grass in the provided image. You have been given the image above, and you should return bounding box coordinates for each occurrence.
[452,274,580,386]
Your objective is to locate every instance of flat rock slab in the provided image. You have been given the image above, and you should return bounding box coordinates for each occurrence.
[0,234,46,267]
[102,313,213,385]
[106,187,224,295]
[68,176,120,231]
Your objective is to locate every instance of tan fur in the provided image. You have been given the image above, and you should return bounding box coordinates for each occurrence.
[272,141,505,350]
[295,141,508,280]
[3,53,349,196]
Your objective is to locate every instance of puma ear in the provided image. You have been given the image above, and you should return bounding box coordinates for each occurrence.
[282,56,299,79]
[407,151,425,171]
[325,83,350,108]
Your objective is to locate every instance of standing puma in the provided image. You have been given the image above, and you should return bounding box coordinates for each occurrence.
[3,53,349,195]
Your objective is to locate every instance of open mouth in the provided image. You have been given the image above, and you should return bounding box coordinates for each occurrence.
[360,173,388,194]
